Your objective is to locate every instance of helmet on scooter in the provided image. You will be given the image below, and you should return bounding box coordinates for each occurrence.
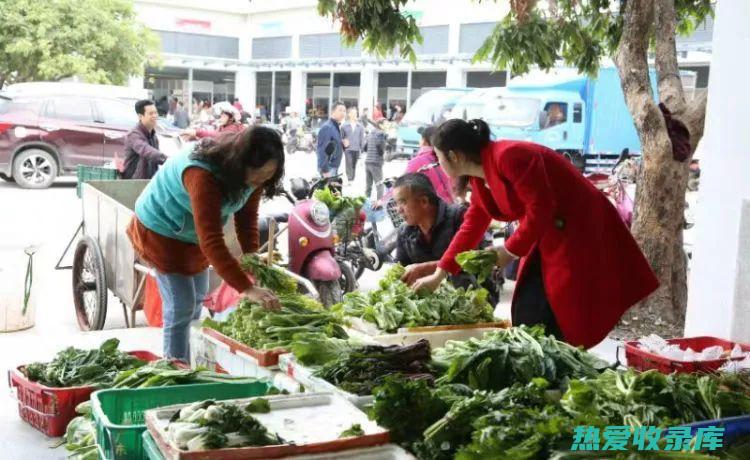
[290,177,310,201]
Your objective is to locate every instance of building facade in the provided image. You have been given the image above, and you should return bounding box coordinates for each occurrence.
[133,0,712,123]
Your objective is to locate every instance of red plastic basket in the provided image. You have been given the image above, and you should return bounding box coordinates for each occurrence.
[624,336,750,374]
[8,350,159,437]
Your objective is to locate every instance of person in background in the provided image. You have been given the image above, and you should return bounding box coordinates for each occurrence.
[363,118,387,199]
[173,100,190,129]
[405,125,455,204]
[233,98,244,113]
[168,97,178,118]
[373,103,385,122]
[122,99,167,180]
[410,118,659,348]
[316,101,346,177]
[393,104,404,123]
[341,107,365,184]
[199,101,212,125]
[360,107,371,127]
[157,96,169,117]
[183,106,243,139]
[127,127,285,362]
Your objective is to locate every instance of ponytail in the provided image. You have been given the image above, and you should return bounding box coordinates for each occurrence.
[431,118,491,164]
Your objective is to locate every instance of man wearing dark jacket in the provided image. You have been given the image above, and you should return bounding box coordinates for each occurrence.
[363,119,387,199]
[341,107,365,183]
[122,100,166,180]
[316,101,346,177]
[395,173,500,304]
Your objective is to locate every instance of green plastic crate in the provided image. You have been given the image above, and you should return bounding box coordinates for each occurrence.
[76,165,119,198]
[92,381,271,460]
[141,431,165,460]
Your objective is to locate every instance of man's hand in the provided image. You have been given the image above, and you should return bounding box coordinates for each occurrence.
[342,138,350,149]
[494,245,518,269]
[242,286,281,310]
[411,268,448,294]
[401,262,438,286]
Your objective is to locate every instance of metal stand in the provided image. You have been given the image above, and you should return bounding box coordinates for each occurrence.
[54,221,83,270]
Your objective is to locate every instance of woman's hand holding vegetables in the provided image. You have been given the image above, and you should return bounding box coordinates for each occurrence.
[411,268,448,293]
[242,286,281,310]
[401,262,438,286]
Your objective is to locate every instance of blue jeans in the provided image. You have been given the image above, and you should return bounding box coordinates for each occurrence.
[154,269,209,362]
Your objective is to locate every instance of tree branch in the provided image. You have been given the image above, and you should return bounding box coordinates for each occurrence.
[615,0,663,137]
[684,90,708,154]
[654,0,686,115]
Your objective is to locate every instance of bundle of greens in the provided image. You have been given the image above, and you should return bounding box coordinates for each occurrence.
[289,332,356,367]
[203,298,348,351]
[240,254,298,294]
[166,399,283,451]
[111,360,259,388]
[336,264,495,333]
[313,187,366,239]
[312,339,435,395]
[64,401,97,460]
[456,249,498,283]
[432,325,609,391]
[23,338,147,388]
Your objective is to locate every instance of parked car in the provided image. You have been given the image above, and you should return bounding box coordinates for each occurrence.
[0,82,179,189]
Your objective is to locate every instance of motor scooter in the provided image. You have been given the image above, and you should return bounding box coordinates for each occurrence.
[258,176,356,306]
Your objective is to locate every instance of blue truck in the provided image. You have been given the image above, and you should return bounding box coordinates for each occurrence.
[401,68,661,170]
[392,88,473,160]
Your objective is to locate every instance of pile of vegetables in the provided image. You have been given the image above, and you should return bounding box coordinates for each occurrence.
[240,254,298,295]
[23,338,146,388]
[111,360,258,388]
[165,399,283,451]
[203,298,348,351]
[313,187,366,239]
[432,325,610,391]
[456,249,498,284]
[335,265,495,333]
[313,339,435,396]
[64,401,97,460]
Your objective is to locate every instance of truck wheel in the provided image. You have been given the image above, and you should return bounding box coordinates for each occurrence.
[13,149,58,189]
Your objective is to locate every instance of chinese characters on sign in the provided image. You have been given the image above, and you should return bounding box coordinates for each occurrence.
[570,426,724,452]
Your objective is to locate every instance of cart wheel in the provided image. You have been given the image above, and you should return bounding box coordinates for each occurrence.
[72,236,107,330]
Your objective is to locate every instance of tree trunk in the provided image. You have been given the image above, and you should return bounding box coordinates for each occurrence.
[613,0,708,339]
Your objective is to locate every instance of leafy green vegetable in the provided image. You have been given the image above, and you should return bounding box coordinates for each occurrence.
[433,325,608,392]
[203,297,347,351]
[240,254,298,295]
[313,187,366,239]
[314,340,434,395]
[23,338,146,388]
[456,249,498,284]
[65,401,97,459]
[244,398,271,414]
[335,264,495,333]
[339,424,365,438]
[110,360,258,388]
[289,332,355,367]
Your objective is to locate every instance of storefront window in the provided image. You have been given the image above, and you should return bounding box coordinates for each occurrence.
[377,72,407,120]
[306,73,331,128]
[333,73,360,110]
[256,72,273,122]
[410,71,447,105]
[274,72,291,123]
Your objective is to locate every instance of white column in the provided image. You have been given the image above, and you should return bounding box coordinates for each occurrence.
[290,69,305,114]
[446,66,464,88]
[684,0,750,342]
[359,67,376,112]
[235,67,254,110]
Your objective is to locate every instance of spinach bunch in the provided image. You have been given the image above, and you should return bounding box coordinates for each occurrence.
[433,325,608,391]
[240,254,298,295]
[23,338,146,388]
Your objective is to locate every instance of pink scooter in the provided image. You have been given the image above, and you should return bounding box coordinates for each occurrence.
[258,176,356,306]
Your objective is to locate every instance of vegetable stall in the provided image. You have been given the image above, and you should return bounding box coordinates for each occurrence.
[8,253,750,459]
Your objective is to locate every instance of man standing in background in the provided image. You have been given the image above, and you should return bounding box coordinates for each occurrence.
[122,100,166,180]
[364,119,387,199]
[341,107,365,184]
[316,101,346,177]
[173,100,190,129]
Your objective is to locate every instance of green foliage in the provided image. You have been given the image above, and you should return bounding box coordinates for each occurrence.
[456,249,497,284]
[317,0,714,76]
[0,0,160,87]
[317,0,421,63]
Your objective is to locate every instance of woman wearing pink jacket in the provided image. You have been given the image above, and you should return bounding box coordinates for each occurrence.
[405,126,456,203]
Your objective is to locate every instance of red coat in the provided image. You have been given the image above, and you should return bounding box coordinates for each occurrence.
[439,140,658,348]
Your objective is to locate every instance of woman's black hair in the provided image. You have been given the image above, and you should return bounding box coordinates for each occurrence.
[431,118,491,164]
[190,126,284,203]
[420,125,436,146]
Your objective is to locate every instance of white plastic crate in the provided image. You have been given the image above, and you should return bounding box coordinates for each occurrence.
[278,354,373,409]
[191,326,277,379]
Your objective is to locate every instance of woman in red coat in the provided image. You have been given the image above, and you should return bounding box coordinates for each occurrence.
[411,119,659,348]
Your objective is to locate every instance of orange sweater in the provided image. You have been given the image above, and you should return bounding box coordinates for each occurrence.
[127,167,261,292]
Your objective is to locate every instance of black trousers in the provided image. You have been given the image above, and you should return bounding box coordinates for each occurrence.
[345,150,360,181]
[512,249,564,340]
